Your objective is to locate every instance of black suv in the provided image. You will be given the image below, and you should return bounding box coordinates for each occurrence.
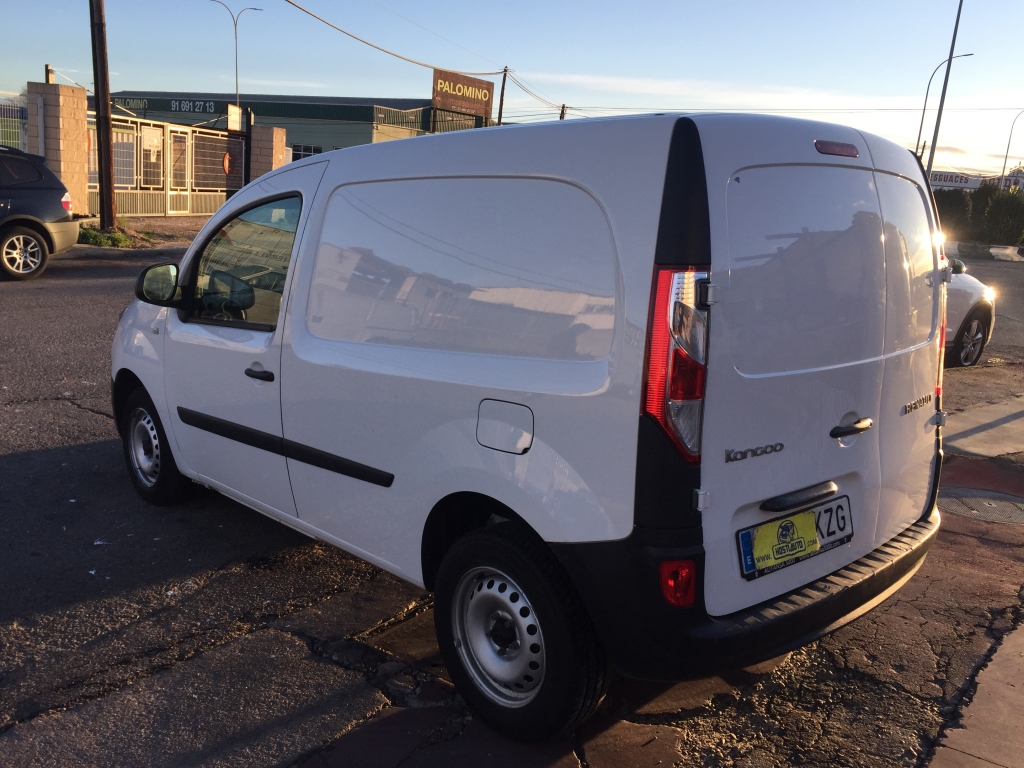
[0,146,79,280]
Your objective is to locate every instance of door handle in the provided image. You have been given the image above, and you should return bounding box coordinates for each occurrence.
[244,368,275,382]
[829,418,872,439]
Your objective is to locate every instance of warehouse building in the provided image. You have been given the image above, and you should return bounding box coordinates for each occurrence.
[103,91,491,160]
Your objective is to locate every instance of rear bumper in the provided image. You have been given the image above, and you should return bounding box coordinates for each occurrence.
[45,220,79,255]
[550,508,940,680]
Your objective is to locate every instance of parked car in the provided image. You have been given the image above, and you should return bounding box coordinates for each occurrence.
[0,145,79,280]
[112,114,945,741]
[945,258,995,367]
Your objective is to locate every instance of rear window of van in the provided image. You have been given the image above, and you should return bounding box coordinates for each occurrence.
[307,177,616,361]
[726,165,886,376]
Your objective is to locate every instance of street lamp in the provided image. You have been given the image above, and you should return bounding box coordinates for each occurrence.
[210,1,262,107]
[1000,109,1024,189]
[915,53,973,156]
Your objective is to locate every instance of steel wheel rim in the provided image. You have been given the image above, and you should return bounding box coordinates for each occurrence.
[452,566,546,708]
[129,407,161,487]
[960,319,984,365]
[2,234,42,273]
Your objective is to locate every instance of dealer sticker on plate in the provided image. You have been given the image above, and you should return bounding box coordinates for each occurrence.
[737,495,853,580]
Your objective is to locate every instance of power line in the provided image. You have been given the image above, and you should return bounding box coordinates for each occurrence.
[366,0,502,68]
[283,0,503,76]
[282,0,569,113]
[566,105,1024,114]
[506,72,565,110]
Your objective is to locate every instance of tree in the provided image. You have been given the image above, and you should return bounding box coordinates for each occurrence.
[933,189,972,242]
[983,187,1024,246]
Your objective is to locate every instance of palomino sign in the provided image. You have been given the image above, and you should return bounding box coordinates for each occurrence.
[432,69,494,120]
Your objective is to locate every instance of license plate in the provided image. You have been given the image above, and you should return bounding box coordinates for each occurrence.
[737,495,853,580]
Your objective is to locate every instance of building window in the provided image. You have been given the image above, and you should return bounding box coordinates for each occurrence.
[292,144,322,161]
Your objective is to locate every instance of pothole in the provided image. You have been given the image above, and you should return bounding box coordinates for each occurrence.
[938,487,1024,524]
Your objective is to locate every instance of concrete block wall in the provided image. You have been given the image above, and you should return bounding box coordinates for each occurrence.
[250,124,289,179]
[26,82,88,215]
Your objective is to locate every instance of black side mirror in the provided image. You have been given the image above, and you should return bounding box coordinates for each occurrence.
[951,258,966,275]
[135,263,181,306]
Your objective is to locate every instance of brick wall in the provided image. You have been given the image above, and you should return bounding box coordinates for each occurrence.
[250,124,289,179]
[26,82,88,215]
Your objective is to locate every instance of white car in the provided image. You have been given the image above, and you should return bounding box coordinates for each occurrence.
[945,259,995,367]
[112,114,945,741]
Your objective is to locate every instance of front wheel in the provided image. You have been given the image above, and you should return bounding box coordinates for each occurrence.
[434,524,607,742]
[0,226,49,280]
[950,310,989,367]
[121,388,189,505]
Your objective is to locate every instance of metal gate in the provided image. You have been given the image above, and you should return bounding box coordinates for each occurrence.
[88,113,245,216]
[0,91,28,151]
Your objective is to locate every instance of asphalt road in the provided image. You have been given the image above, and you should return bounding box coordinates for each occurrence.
[0,246,1022,767]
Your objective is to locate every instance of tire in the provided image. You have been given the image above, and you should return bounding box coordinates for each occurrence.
[121,388,189,505]
[434,524,607,742]
[0,226,50,281]
[950,309,989,368]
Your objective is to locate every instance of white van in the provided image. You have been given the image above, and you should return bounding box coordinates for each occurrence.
[113,114,946,741]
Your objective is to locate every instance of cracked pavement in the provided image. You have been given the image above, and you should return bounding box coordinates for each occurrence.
[1,248,1023,767]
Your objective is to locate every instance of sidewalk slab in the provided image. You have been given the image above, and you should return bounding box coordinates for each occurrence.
[942,455,1024,498]
[931,626,1024,768]
[944,396,1024,458]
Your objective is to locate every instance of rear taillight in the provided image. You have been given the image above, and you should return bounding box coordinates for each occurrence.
[659,560,696,607]
[643,267,709,463]
[61,192,72,212]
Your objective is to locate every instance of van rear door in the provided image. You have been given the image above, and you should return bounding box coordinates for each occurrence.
[700,163,888,616]
[874,168,941,544]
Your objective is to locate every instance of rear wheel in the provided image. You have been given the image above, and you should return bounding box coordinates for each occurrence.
[0,226,49,280]
[121,388,189,505]
[434,524,607,742]
[951,310,989,367]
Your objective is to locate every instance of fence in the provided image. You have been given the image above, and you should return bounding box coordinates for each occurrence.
[88,113,245,216]
[0,91,28,151]
[372,105,493,136]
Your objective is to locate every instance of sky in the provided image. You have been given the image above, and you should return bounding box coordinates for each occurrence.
[3,0,1024,176]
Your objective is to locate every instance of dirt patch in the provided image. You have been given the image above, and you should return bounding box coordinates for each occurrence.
[125,216,210,245]
[942,362,1024,413]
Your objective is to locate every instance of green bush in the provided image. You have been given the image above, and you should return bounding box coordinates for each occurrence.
[78,227,108,246]
[983,188,1024,246]
[932,185,1024,245]
[933,189,971,242]
[77,227,132,248]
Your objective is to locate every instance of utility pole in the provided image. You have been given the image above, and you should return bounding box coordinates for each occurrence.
[497,66,508,126]
[89,0,115,230]
[559,104,566,120]
[925,0,965,181]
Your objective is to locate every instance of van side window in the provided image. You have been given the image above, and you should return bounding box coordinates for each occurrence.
[875,174,937,352]
[307,178,616,361]
[190,196,302,330]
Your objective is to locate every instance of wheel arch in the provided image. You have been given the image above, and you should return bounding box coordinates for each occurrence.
[421,491,540,591]
[112,368,146,437]
[0,217,55,254]
[953,300,995,345]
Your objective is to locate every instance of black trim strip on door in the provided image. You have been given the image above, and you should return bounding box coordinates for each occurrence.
[176,407,394,488]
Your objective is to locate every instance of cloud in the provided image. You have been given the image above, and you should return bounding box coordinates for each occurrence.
[937,146,968,155]
[516,71,912,112]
